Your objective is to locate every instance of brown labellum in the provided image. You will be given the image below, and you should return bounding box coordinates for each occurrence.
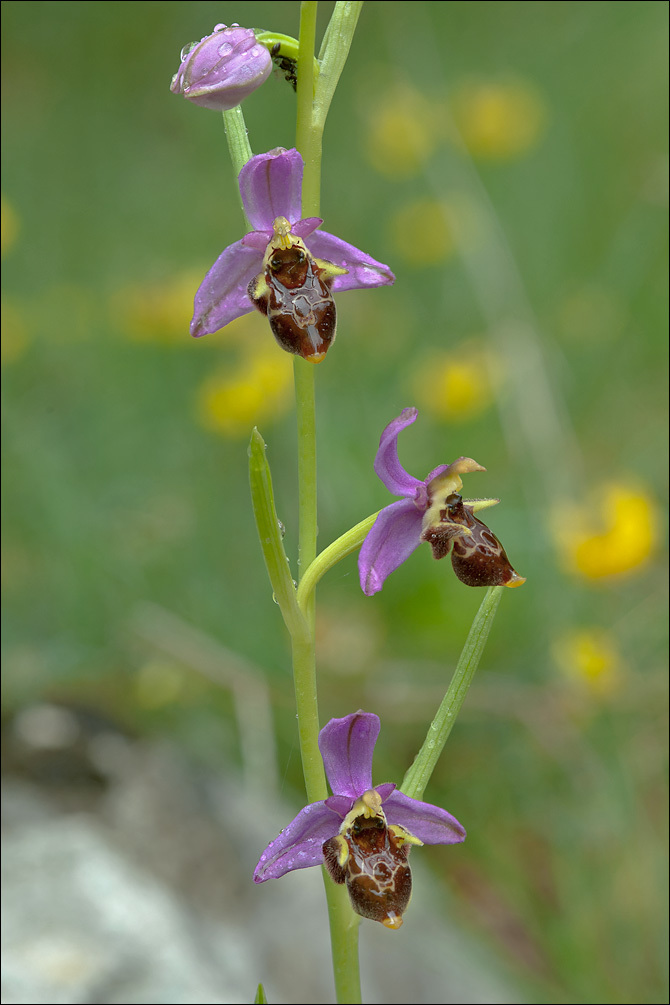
[248,221,347,362]
[323,814,412,929]
[422,493,525,588]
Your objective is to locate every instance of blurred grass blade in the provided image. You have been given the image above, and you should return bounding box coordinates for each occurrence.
[254,982,268,1004]
[249,428,308,639]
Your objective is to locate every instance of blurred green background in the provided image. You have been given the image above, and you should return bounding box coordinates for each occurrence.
[1,2,668,1003]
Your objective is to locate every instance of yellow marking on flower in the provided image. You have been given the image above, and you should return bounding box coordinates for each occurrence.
[111,269,206,344]
[271,216,293,250]
[382,914,404,930]
[553,484,659,579]
[1,196,20,257]
[411,344,500,422]
[388,824,423,848]
[196,347,293,438]
[450,78,546,160]
[340,789,385,834]
[390,199,456,265]
[331,834,349,868]
[1,298,30,364]
[553,629,622,697]
[364,85,437,179]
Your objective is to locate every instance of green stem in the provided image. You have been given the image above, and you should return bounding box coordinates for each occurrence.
[297,511,378,614]
[296,2,321,214]
[221,106,253,224]
[324,879,363,1004]
[292,6,363,1004]
[401,586,505,800]
[314,2,364,130]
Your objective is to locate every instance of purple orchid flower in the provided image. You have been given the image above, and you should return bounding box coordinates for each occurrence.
[190,148,395,350]
[359,408,526,595]
[254,711,465,928]
[170,24,272,111]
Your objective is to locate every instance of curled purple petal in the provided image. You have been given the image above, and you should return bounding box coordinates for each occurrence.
[239,148,304,231]
[306,231,395,291]
[358,498,425,596]
[319,712,380,798]
[383,790,467,845]
[374,408,426,497]
[253,801,341,882]
[190,240,260,337]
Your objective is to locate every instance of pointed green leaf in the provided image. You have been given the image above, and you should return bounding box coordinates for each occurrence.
[401,585,505,800]
[248,428,308,639]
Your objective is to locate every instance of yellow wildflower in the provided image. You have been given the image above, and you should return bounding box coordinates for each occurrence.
[135,660,185,708]
[390,198,456,265]
[553,628,622,697]
[196,346,293,438]
[111,270,206,344]
[364,85,438,179]
[449,78,546,160]
[411,343,500,421]
[553,484,659,579]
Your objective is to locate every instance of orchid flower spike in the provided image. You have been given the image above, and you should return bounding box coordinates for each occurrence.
[254,711,466,929]
[359,408,526,595]
[190,148,394,361]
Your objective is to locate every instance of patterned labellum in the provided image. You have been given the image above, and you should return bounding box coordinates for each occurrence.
[422,492,525,588]
[247,217,347,363]
[323,813,413,929]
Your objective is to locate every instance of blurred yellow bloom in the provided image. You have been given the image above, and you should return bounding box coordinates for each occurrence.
[390,199,456,265]
[411,343,500,421]
[364,85,438,178]
[1,195,20,257]
[135,660,185,708]
[111,270,205,344]
[553,484,659,579]
[449,78,546,160]
[553,628,622,697]
[196,348,293,437]
[1,298,30,364]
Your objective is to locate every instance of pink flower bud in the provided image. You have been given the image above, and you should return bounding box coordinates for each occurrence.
[170,24,271,111]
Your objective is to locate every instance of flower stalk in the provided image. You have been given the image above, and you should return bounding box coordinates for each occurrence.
[401,585,505,800]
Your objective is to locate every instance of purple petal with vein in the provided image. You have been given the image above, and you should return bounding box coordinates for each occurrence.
[383,790,467,845]
[239,147,303,230]
[359,499,424,597]
[253,801,341,882]
[190,241,260,337]
[374,408,426,496]
[319,712,379,798]
[306,231,395,291]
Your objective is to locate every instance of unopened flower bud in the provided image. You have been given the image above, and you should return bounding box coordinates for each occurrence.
[170,24,272,111]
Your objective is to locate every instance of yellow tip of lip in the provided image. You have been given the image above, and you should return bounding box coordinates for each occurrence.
[306,352,326,364]
[506,574,526,588]
[382,914,403,930]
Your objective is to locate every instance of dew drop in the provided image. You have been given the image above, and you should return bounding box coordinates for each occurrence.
[180,41,198,61]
